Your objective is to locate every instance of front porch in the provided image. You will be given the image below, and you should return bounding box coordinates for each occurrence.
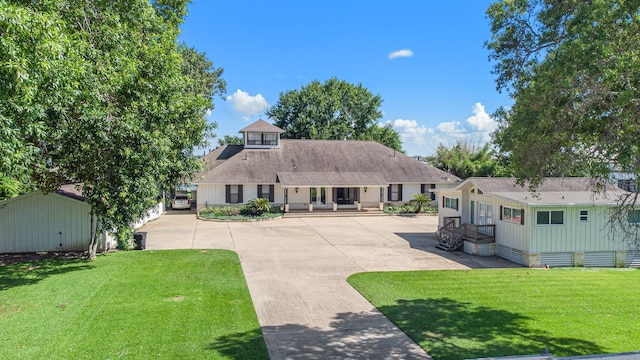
[436,216,496,255]
[282,185,386,213]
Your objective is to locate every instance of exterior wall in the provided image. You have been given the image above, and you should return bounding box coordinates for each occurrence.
[360,186,383,207]
[529,205,626,253]
[402,184,421,203]
[492,198,530,253]
[196,183,286,211]
[196,184,226,210]
[437,189,462,226]
[0,192,93,253]
[131,201,164,229]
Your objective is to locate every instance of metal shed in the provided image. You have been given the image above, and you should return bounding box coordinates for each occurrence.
[0,188,107,253]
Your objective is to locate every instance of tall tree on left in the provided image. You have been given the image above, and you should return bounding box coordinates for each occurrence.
[0,0,225,258]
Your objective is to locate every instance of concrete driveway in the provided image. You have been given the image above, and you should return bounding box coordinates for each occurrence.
[139,211,517,359]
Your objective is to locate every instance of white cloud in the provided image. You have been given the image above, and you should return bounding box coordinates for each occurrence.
[388,49,413,59]
[205,109,212,117]
[465,102,497,141]
[436,121,466,135]
[227,89,269,116]
[378,103,498,157]
[387,119,434,156]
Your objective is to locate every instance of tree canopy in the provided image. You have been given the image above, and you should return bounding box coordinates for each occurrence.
[486,0,640,248]
[0,0,225,257]
[427,140,512,179]
[266,78,403,152]
[217,135,243,146]
[486,0,640,188]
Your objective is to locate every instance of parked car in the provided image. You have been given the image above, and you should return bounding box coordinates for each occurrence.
[172,194,191,209]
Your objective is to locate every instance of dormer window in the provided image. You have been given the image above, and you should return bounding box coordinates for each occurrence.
[247,132,278,146]
[239,119,284,149]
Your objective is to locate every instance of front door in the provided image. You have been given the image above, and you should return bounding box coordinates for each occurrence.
[335,187,357,205]
[470,200,475,224]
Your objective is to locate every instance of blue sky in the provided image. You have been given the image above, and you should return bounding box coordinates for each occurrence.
[179,0,512,156]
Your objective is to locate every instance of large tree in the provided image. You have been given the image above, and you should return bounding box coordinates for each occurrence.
[266,78,403,152]
[486,0,640,247]
[486,0,640,187]
[0,0,225,258]
[427,140,512,179]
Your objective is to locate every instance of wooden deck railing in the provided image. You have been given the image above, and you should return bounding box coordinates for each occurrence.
[462,224,495,243]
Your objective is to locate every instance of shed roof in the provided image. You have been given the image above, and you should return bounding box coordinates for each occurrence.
[456,177,627,206]
[194,139,460,186]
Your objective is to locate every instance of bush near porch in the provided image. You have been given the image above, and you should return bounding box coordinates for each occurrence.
[348,268,640,360]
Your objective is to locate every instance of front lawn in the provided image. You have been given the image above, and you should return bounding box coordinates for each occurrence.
[0,250,269,359]
[348,268,640,360]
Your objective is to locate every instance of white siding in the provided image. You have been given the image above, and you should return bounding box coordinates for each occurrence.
[0,192,92,253]
[493,198,530,252]
[437,190,462,226]
[196,184,227,209]
[403,184,421,202]
[359,186,383,206]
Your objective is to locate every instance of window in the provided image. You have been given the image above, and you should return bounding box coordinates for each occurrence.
[225,184,243,203]
[420,184,436,201]
[501,206,523,224]
[443,196,458,210]
[536,210,564,225]
[628,210,640,224]
[247,132,261,145]
[388,184,402,201]
[486,205,493,224]
[258,184,274,202]
[247,132,278,146]
[579,210,588,222]
[263,133,278,145]
[618,179,638,193]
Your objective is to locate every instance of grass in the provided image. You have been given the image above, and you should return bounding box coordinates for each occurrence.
[0,250,269,359]
[348,268,640,360]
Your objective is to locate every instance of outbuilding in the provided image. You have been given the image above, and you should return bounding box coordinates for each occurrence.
[436,177,640,267]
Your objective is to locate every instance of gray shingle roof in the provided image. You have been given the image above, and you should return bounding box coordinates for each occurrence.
[238,119,284,134]
[194,139,461,186]
[459,177,627,206]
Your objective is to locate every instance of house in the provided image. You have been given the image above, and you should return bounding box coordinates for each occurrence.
[193,119,460,211]
[436,177,640,268]
[0,184,163,253]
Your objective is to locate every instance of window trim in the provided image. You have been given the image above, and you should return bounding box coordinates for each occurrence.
[500,205,524,225]
[443,196,458,211]
[388,184,403,202]
[579,210,589,222]
[225,184,243,204]
[536,210,564,226]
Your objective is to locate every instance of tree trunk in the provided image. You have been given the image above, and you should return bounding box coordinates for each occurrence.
[88,208,98,260]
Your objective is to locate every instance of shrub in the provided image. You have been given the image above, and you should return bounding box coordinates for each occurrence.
[115,226,134,250]
[242,198,271,216]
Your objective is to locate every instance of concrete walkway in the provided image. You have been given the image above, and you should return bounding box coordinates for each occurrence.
[140,211,518,359]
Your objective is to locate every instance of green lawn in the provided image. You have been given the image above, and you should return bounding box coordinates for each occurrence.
[348,268,640,360]
[0,250,269,359]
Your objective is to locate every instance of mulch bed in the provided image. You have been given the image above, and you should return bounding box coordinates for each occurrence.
[0,251,89,266]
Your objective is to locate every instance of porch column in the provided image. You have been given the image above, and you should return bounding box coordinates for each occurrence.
[284,188,289,212]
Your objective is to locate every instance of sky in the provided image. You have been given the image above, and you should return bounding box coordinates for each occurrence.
[178,0,512,157]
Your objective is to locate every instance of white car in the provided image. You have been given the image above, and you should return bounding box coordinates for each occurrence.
[172,194,191,210]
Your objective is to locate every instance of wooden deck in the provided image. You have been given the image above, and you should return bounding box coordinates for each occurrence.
[436,218,495,251]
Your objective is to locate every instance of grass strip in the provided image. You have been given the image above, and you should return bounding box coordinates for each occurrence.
[348,268,640,360]
[0,250,268,359]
